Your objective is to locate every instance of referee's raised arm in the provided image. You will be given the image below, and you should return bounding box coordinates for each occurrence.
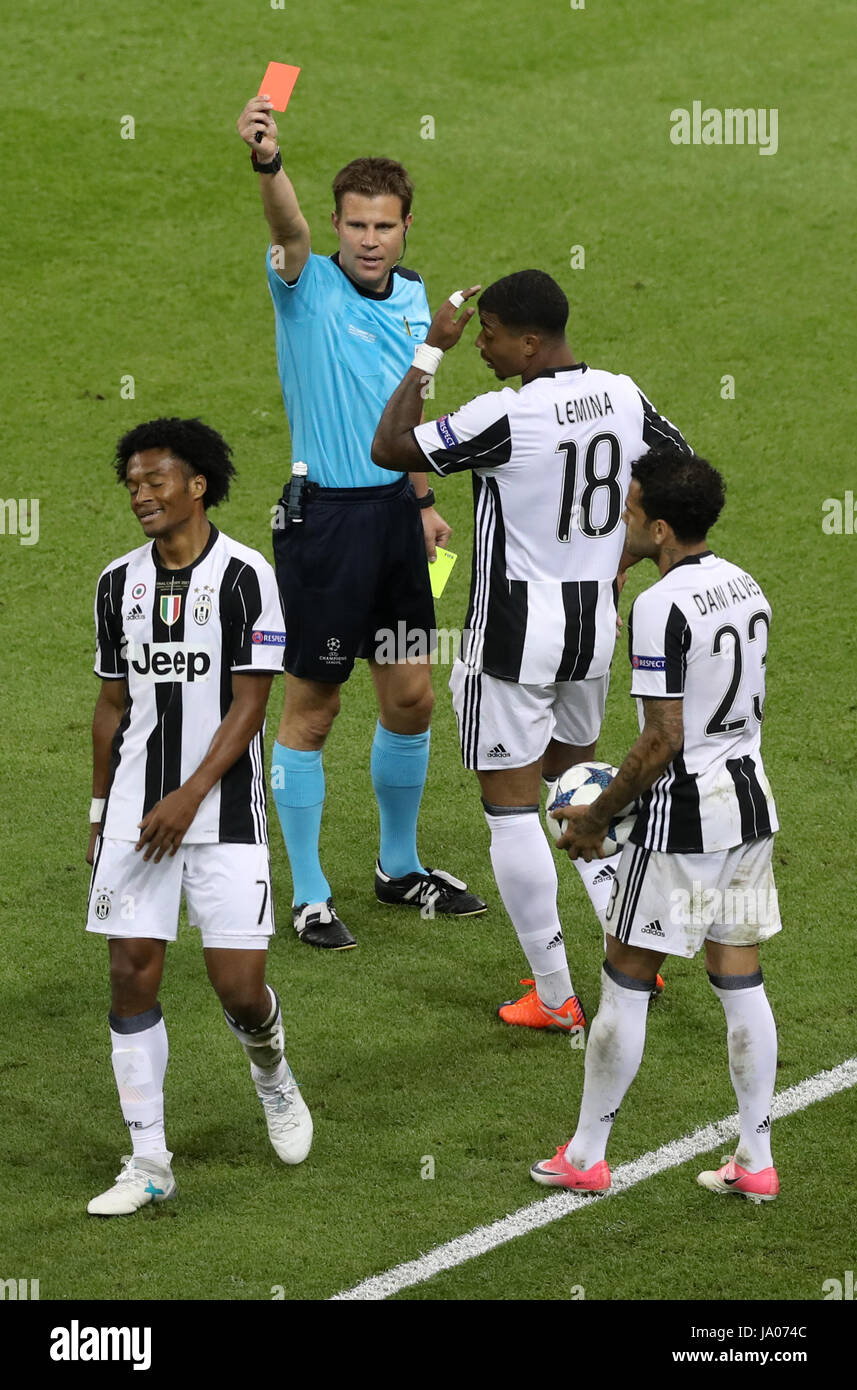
[237,96,310,283]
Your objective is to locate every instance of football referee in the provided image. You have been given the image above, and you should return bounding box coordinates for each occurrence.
[236,95,485,949]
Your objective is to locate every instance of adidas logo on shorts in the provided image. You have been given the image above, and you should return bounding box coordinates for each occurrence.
[592,865,617,886]
[640,919,665,937]
[546,930,564,951]
[486,743,510,758]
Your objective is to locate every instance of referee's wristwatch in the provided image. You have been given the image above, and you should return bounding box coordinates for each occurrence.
[251,148,282,174]
[417,488,436,510]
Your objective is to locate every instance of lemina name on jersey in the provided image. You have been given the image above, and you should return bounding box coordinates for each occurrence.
[628,551,779,854]
[94,526,285,845]
[412,363,690,684]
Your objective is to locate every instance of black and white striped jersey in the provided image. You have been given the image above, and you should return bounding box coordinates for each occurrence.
[93,526,285,844]
[628,552,779,853]
[412,363,689,683]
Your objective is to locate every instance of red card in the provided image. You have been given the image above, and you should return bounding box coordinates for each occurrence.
[258,62,301,112]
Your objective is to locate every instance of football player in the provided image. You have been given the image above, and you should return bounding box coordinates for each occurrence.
[372,272,690,1032]
[86,418,312,1216]
[532,445,782,1201]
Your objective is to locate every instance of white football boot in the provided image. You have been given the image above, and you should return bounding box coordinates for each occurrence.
[257,1069,313,1165]
[87,1154,176,1216]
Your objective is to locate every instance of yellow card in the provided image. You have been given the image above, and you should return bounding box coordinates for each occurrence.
[429,546,457,599]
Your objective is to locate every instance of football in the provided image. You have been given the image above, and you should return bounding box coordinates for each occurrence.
[545,761,638,857]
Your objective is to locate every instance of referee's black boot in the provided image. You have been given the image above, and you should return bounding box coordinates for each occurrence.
[374,863,487,917]
[292,899,356,950]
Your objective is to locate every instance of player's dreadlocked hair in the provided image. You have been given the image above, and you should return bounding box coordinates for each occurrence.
[113,418,236,510]
[631,444,725,543]
[332,158,414,218]
[478,270,569,338]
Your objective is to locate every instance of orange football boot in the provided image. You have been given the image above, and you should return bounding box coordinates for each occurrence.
[498,980,586,1032]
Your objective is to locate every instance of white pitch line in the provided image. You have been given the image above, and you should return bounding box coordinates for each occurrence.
[331,1057,857,1301]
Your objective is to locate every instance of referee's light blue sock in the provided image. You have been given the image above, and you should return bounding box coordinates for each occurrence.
[270,742,331,907]
[371,721,430,880]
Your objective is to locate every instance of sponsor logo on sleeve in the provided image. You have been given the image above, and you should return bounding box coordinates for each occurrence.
[631,654,667,670]
[251,630,286,646]
[435,415,460,449]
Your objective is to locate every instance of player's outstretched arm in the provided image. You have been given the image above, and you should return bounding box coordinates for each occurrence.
[135,673,274,862]
[237,96,310,283]
[87,678,127,864]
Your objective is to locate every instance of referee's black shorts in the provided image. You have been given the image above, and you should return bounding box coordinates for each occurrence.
[272,475,437,683]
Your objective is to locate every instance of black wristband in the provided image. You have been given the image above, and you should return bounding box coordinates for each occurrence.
[417,488,436,510]
[251,148,282,175]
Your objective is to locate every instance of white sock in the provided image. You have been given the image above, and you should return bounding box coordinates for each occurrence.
[565,964,651,1169]
[224,985,288,1092]
[573,855,619,931]
[484,806,574,1005]
[109,1005,169,1160]
[709,970,777,1170]
[251,1059,289,1093]
[534,968,576,1010]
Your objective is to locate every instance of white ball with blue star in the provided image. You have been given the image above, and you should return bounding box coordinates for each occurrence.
[545,761,638,857]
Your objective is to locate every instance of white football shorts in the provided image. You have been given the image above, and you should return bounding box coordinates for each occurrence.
[86,837,275,949]
[605,834,782,959]
[450,659,609,771]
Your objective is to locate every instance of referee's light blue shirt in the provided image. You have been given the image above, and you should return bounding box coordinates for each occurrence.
[266,249,431,489]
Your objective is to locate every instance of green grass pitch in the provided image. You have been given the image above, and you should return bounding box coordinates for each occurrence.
[1,0,855,1306]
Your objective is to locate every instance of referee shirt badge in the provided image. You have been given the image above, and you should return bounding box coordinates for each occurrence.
[160,595,182,626]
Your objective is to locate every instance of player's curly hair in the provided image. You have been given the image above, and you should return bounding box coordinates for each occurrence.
[333,158,414,218]
[631,444,725,543]
[478,270,569,338]
[113,418,236,510]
